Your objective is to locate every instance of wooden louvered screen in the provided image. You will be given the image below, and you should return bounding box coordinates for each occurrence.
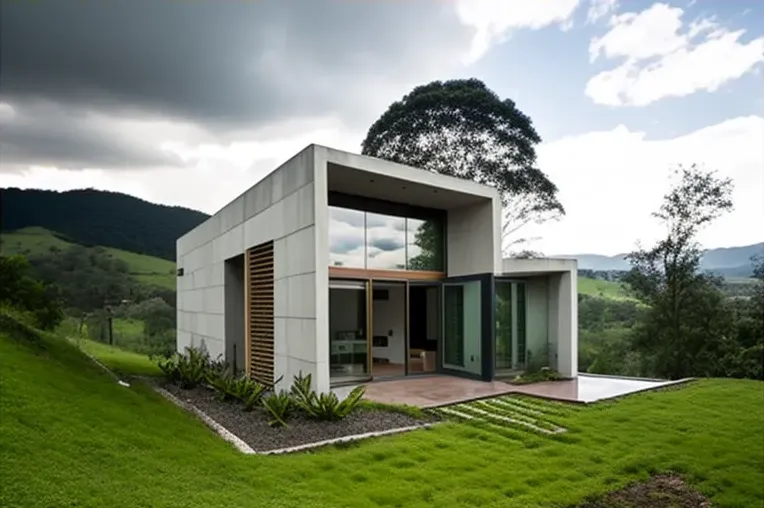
[245,241,275,384]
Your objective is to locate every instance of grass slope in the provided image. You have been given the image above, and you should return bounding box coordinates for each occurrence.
[74,338,162,377]
[0,227,176,290]
[2,324,763,508]
[578,276,633,300]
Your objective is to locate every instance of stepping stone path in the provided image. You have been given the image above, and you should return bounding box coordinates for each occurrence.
[433,395,574,437]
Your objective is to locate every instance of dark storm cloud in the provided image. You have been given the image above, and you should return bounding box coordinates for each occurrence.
[330,237,364,255]
[370,238,405,252]
[2,0,471,131]
[0,101,184,170]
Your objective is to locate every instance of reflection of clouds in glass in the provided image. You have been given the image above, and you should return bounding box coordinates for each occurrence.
[330,207,365,228]
[367,212,405,269]
[370,237,404,252]
[329,207,365,267]
[328,206,443,271]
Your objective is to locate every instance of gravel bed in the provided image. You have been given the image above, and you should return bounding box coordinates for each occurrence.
[160,383,435,453]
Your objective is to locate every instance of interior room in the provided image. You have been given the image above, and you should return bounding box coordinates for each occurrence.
[328,280,369,382]
[408,284,439,374]
[371,282,407,377]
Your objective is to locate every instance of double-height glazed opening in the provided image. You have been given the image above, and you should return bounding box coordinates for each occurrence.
[324,198,553,385]
[327,191,445,383]
[324,161,551,385]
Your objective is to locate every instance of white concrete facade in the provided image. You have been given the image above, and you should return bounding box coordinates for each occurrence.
[177,144,578,394]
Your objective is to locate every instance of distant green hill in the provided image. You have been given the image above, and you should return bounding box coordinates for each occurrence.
[577,276,633,300]
[0,227,176,290]
[1,188,208,261]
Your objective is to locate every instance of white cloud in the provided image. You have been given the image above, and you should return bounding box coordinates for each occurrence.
[586,0,618,24]
[526,115,764,255]
[3,116,761,258]
[455,0,581,63]
[586,2,764,106]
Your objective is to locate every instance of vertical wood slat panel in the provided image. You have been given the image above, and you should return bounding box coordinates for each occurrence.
[246,241,274,384]
[244,249,252,377]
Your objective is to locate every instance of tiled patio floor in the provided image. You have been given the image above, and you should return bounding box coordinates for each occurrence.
[357,375,517,409]
[336,374,688,408]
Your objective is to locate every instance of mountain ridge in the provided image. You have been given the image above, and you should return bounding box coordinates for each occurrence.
[557,243,764,277]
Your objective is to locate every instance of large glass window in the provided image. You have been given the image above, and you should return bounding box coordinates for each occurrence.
[494,281,529,373]
[366,213,406,270]
[443,281,482,375]
[495,281,513,371]
[329,207,366,268]
[329,282,369,380]
[406,218,444,271]
[328,206,444,271]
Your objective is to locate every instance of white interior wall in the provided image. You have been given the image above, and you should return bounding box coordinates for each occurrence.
[371,284,406,365]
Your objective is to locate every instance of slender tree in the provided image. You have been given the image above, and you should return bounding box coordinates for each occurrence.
[622,164,735,379]
[361,79,563,252]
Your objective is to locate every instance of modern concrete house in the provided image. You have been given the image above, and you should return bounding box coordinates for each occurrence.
[176,145,578,394]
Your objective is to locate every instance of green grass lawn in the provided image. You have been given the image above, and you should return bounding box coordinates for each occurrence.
[1,325,763,508]
[72,337,162,377]
[578,276,633,300]
[0,227,176,290]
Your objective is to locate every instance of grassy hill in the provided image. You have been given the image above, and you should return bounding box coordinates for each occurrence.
[577,276,632,300]
[1,187,208,261]
[0,227,176,290]
[1,315,763,507]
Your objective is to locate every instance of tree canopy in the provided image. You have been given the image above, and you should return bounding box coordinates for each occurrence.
[361,78,564,251]
[0,255,64,330]
[620,164,760,379]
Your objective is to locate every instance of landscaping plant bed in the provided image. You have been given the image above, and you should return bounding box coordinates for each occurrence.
[576,474,711,508]
[161,382,435,453]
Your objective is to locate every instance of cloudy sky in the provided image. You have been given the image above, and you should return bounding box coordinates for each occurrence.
[1,0,762,256]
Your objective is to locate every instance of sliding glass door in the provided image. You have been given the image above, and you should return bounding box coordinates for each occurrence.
[442,279,483,376]
[328,279,370,381]
[494,280,527,373]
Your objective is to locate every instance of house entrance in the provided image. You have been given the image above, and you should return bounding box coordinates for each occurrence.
[407,283,439,374]
[370,281,406,377]
[328,275,442,385]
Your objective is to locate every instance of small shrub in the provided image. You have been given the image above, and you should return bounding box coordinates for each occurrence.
[302,386,366,421]
[243,383,267,411]
[176,347,208,388]
[262,390,293,427]
[290,371,316,407]
[157,354,182,384]
[206,369,237,401]
[228,375,262,402]
[156,346,209,389]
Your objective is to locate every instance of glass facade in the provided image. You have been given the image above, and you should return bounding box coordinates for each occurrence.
[494,281,529,372]
[442,280,482,375]
[329,284,369,379]
[406,218,444,271]
[366,213,406,270]
[328,205,444,271]
[328,207,366,268]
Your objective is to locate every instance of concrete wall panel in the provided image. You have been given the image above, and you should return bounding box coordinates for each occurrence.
[177,145,319,387]
[447,200,497,276]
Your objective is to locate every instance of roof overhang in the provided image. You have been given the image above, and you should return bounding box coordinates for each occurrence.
[321,146,498,210]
